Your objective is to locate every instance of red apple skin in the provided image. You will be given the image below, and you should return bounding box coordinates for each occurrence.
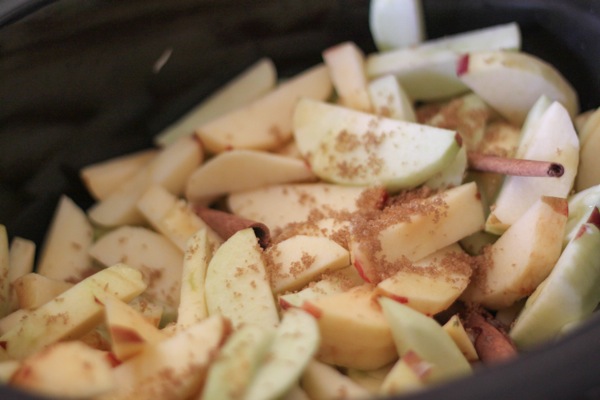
[110,326,144,344]
[353,259,373,283]
[301,301,323,319]
[403,350,432,380]
[278,297,294,310]
[587,207,600,230]
[456,54,470,76]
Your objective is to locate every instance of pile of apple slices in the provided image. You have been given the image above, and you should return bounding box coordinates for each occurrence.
[2,10,600,400]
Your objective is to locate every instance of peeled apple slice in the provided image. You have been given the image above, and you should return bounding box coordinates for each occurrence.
[369,0,425,51]
[293,98,461,191]
[457,50,579,125]
[510,209,600,348]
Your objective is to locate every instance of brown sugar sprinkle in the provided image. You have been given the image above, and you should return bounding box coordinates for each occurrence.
[468,245,494,295]
[334,130,362,152]
[350,187,454,282]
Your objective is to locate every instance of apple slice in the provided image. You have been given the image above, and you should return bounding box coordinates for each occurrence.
[375,244,473,316]
[137,184,222,252]
[293,98,461,191]
[278,266,364,310]
[323,41,372,112]
[575,111,600,191]
[88,136,203,227]
[102,294,167,361]
[378,297,471,384]
[302,284,397,370]
[196,64,332,153]
[516,95,553,158]
[228,183,384,235]
[301,359,371,399]
[80,149,157,201]
[346,364,393,394]
[378,351,429,396]
[463,196,568,309]
[204,228,279,329]
[442,314,479,362]
[510,209,600,348]
[351,182,484,283]
[176,229,211,328]
[485,102,579,234]
[369,0,425,51]
[423,146,467,190]
[107,315,229,400]
[368,74,416,122]
[89,226,183,314]
[186,149,315,204]
[265,235,350,294]
[0,264,146,359]
[155,58,277,147]
[11,341,115,399]
[424,93,493,151]
[202,324,274,400]
[8,237,35,286]
[13,273,73,310]
[564,184,600,246]
[36,195,94,283]
[244,308,320,400]
[0,226,9,317]
[457,50,579,125]
[366,22,521,101]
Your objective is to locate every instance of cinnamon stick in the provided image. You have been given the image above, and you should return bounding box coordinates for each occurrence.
[467,152,564,177]
[193,207,271,248]
[463,310,517,364]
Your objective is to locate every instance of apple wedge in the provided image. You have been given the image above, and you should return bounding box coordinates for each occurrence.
[575,111,600,191]
[375,244,473,316]
[0,264,146,359]
[366,22,521,101]
[323,41,372,112]
[137,184,222,252]
[301,359,371,400]
[8,237,35,286]
[196,64,332,153]
[351,182,485,283]
[378,352,428,396]
[36,195,94,283]
[80,149,157,201]
[88,226,184,314]
[457,50,579,125]
[302,284,397,370]
[442,314,479,362]
[11,341,115,399]
[463,196,568,309]
[0,226,9,317]
[202,324,275,400]
[186,149,315,204]
[564,184,600,246]
[244,308,320,400]
[368,74,416,122]
[104,315,229,400]
[278,266,364,309]
[102,294,167,361]
[88,136,203,227]
[228,183,385,235]
[155,58,277,147]
[510,209,600,348]
[204,228,279,329]
[13,273,73,310]
[265,235,350,294]
[369,0,425,51]
[293,98,462,191]
[378,297,471,384]
[485,102,579,234]
[177,229,211,328]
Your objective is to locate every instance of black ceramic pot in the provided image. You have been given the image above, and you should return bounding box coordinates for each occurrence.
[1,1,599,399]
